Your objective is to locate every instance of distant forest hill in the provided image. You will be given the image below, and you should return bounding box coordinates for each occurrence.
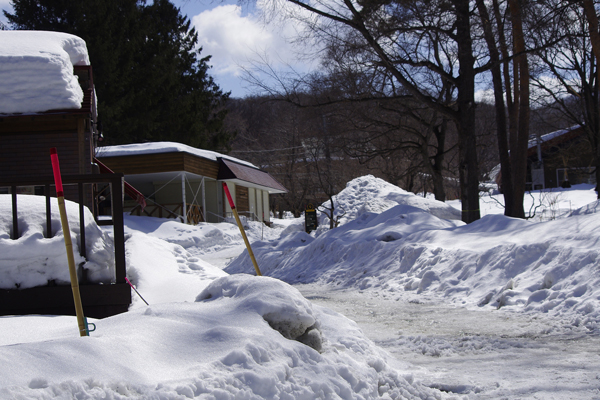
[225,95,581,218]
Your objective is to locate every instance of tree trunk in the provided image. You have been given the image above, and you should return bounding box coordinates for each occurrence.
[431,123,447,201]
[508,0,530,219]
[477,0,516,216]
[454,0,481,223]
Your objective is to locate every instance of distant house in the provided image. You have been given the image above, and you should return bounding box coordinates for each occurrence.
[96,142,287,225]
[527,125,595,190]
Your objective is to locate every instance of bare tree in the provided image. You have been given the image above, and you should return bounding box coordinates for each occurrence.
[254,0,484,222]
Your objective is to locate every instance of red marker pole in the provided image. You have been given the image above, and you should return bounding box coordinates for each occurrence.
[50,148,88,337]
[223,182,262,276]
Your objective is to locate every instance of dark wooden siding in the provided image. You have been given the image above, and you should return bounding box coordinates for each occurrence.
[98,152,221,180]
[0,116,93,206]
[183,153,219,179]
[98,152,186,175]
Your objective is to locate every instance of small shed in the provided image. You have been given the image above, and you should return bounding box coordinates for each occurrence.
[96,142,287,224]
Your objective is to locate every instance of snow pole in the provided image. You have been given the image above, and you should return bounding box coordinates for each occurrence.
[222,182,262,276]
[50,148,88,337]
[125,277,149,306]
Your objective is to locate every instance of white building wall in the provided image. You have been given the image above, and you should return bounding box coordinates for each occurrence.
[262,190,270,223]
[248,187,256,217]
[256,189,263,222]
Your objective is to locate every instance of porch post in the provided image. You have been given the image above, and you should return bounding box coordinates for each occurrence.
[181,172,187,224]
[201,176,206,223]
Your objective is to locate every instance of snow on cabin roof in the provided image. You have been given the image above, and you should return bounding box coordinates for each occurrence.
[96,142,258,169]
[0,31,90,114]
[528,125,582,149]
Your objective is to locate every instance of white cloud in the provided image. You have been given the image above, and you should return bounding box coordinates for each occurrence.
[191,2,321,96]
[192,5,279,76]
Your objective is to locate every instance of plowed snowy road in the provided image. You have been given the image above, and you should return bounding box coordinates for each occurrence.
[296,284,600,399]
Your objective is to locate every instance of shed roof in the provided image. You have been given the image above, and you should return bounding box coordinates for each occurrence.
[97,142,287,193]
[97,142,255,168]
[218,158,287,194]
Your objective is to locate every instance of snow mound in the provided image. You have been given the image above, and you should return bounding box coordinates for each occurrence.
[197,274,322,350]
[569,199,600,216]
[0,293,443,399]
[0,195,114,289]
[226,205,462,280]
[320,175,461,228]
[0,31,90,114]
[229,196,600,333]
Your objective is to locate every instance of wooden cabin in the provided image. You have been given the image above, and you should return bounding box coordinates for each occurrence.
[96,142,288,225]
[0,65,99,207]
[0,31,130,318]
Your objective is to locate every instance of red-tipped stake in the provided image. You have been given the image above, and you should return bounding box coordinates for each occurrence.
[222,182,262,276]
[50,148,88,337]
[125,277,149,305]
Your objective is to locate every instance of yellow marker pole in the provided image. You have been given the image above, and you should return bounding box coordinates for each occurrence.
[222,182,262,276]
[51,148,88,337]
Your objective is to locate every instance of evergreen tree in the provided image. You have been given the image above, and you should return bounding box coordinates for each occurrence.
[4,0,232,149]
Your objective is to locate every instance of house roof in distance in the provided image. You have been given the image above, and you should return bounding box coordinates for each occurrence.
[97,141,256,168]
[97,142,287,193]
[218,158,287,194]
[0,31,90,115]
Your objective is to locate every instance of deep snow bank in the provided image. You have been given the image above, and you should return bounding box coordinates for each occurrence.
[0,195,115,288]
[0,275,444,399]
[228,185,600,333]
[0,31,89,114]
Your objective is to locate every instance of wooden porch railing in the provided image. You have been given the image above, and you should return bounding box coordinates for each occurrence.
[129,202,204,224]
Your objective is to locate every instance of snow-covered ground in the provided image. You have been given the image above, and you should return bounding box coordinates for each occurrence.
[1,175,600,399]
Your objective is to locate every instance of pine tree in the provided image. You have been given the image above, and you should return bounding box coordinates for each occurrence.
[4,0,231,149]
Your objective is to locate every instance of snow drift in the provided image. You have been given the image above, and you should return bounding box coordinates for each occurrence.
[0,195,115,288]
[0,274,443,399]
[227,176,600,333]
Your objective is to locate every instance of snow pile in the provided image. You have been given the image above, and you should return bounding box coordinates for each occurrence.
[4,171,600,398]
[313,175,461,230]
[0,195,114,288]
[228,180,600,333]
[0,274,442,399]
[0,31,90,114]
[197,274,323,350]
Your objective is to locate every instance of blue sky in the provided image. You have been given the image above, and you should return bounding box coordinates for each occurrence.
[1,0,314,98]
